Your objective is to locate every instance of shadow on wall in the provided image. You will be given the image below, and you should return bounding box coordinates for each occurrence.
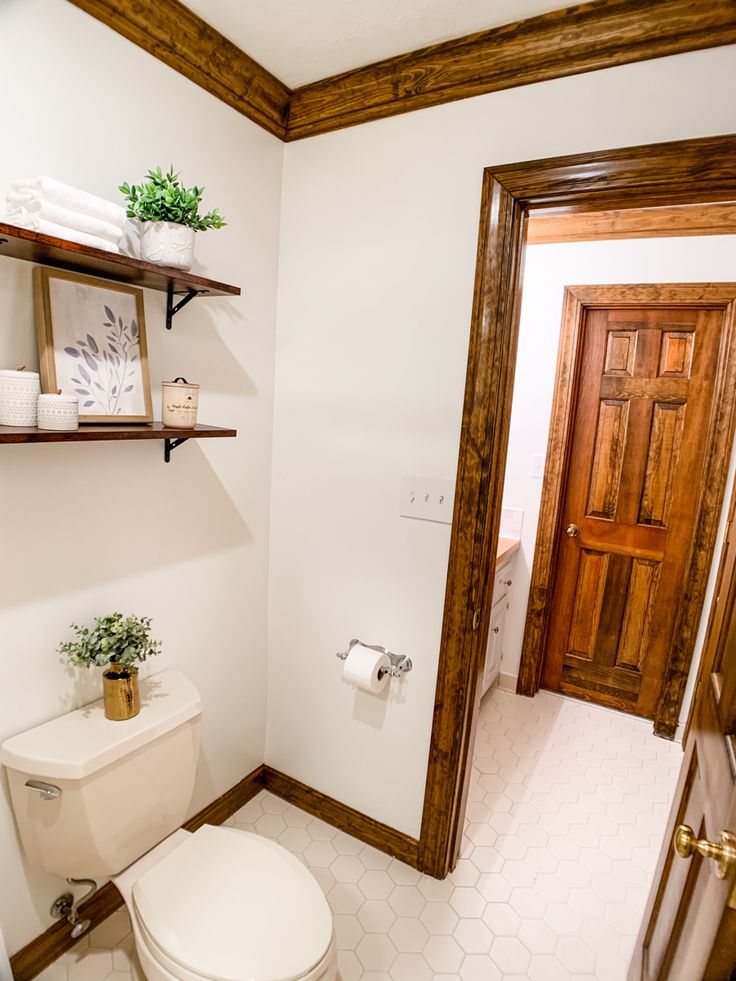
[0,442,251,610]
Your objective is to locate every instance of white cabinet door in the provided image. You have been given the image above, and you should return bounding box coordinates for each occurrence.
[482,600,507,695]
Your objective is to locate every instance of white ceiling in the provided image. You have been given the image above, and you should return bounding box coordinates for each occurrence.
[184,0,574,88]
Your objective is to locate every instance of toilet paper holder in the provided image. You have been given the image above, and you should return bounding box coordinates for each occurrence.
[336,639,413,679]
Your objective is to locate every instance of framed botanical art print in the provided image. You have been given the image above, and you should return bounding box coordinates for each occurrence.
[33,268,153,424]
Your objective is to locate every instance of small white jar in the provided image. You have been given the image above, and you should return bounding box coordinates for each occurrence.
[162,377,199,429]
[37,393,79,431]
[0,368,41,426]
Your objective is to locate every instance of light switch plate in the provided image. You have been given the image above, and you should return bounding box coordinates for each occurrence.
[400,476,455,524]
[501,506,524,539]
[531,454,545,478]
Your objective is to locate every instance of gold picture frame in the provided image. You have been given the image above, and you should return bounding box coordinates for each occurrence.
[33,267,153,424]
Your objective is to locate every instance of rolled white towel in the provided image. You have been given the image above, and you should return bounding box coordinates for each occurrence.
[4,212,119,253]
[10,176,125,229]
[6,194,123,244]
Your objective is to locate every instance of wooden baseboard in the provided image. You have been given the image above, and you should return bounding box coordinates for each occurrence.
[9,764,265,981]
[262,765,419,868]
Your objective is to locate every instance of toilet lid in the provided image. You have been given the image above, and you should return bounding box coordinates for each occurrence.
[132,825,333,981]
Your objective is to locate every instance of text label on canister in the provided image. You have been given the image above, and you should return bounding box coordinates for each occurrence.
[162,377,199,429]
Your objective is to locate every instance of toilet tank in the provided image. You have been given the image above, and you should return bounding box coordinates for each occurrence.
[0,670,202,879]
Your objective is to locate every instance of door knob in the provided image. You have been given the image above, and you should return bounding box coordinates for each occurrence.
[673,824,736,879]
[566,523,580,538]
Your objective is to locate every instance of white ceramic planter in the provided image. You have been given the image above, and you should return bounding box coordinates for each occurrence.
[162,377,199,429]
[0,369,41,426]
[139,221,195,270]
[37,393,79,431]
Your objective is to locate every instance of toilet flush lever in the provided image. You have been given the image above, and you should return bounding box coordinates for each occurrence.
[25,780,61,800]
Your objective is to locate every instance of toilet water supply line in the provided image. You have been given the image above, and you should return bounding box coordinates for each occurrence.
[50,879,98,939]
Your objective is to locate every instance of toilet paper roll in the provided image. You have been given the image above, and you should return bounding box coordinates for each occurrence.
[343,643,390,694]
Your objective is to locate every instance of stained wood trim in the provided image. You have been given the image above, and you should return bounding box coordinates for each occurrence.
[262,766,419,868]
[65,1,736,143]
[66,0,291,139]
[655,295,736,737]
[417,172,527,877]
[519,286,736,728]
[421,132,736,880]
[9,765,266,981]
[527,203,736,244]
[286,0,736,141]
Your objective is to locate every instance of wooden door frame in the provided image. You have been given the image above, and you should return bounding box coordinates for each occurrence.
[517,283,736,728]
[417,133,736,879]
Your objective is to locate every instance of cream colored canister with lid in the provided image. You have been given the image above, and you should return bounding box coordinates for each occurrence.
[0,367,41,426]
[162,377,199,429]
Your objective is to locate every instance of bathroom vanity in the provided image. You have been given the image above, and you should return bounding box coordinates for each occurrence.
[480,537,519,697]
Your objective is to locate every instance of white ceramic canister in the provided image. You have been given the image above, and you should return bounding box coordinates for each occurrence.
[162,377,199,429]
[0,367,41,426]
[139,221,195,270]
[37,393,79,431]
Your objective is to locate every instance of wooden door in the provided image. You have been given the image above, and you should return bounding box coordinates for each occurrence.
[629,488,736,981]
[541,296,728,719]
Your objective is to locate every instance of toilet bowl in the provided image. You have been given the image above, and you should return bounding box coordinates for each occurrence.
[115,825,337,981]
[0,671,337,981]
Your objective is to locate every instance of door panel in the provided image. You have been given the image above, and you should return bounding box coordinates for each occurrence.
[629,489,736,980]
[542,303,724,719]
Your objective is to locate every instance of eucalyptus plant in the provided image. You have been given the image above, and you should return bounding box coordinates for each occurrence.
[119,166,226,231]
[58,613,161,675]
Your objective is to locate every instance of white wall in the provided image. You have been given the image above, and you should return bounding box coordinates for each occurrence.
[501,237,736,726]
[0,0,283,954]
[267,45,736,838]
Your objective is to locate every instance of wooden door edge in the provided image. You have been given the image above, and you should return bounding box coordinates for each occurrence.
[654,295,736,737]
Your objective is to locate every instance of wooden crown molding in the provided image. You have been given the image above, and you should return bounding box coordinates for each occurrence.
[286,0,736,141]
[66,0,736,143]
[66,0,291,140]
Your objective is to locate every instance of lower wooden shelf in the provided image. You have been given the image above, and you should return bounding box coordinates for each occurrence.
[0,422,237,462]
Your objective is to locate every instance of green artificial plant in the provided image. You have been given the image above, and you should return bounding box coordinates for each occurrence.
[119,166,226,231]
[58,612,161,676]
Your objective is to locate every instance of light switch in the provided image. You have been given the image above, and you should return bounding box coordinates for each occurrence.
[531,454,545,478]
[400,476,455,524]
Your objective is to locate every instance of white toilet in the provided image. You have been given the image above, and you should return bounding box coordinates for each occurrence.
[0,670,337,981]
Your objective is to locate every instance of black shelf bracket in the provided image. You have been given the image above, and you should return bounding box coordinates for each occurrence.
[164,437,189,463]
[166,283,209,330]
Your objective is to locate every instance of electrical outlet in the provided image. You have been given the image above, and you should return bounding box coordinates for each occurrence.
[531,454,545,478]
[400,476,455,524]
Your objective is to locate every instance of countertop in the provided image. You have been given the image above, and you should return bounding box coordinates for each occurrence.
[496,537,521,568]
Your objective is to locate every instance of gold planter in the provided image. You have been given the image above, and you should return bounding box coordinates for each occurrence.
[103,667,140,721]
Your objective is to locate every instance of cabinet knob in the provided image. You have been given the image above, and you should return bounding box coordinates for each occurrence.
[566,523,580,538]
[503,579,512,587]
[492,626,500,634]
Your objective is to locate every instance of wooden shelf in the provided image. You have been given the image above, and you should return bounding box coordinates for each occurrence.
[0,422,237,462]
[0,222,240,299]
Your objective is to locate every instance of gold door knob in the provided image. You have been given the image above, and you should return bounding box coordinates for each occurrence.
[566,523,580,538]
[673,824,736,879]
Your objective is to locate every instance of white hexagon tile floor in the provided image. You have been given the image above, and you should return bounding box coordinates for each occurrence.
[37,687,682,981]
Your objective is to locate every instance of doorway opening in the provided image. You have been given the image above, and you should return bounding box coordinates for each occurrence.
[517,282,736,725]
[416,134,736,887]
